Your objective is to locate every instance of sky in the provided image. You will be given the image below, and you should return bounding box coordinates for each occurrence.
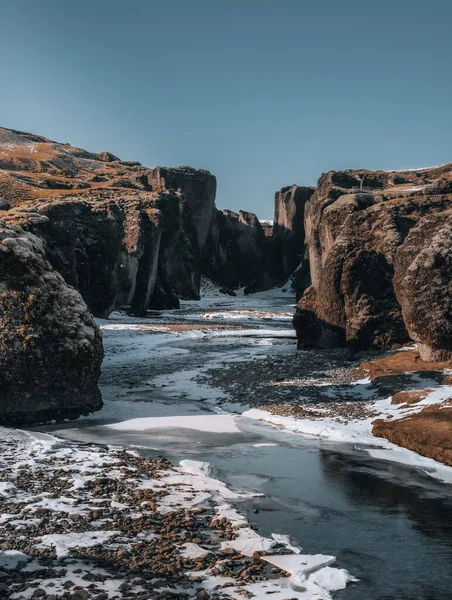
[1,0,451,218]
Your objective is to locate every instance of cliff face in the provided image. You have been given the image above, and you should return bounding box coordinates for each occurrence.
[268,185,315,297]
[213,209,267,290]
[0,125,274,423]
[294,165,452,360]
[0,221,103,423]
[0,127,219,316]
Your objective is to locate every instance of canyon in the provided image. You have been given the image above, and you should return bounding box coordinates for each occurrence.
[0,126,451,423]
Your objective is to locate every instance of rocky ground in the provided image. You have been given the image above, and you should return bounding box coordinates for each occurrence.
[211,346,452,474]
[197,347,377,408]
[0,428,353,600]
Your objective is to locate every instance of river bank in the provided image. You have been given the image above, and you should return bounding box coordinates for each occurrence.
[0,427,354,600]
[16,287,452,599]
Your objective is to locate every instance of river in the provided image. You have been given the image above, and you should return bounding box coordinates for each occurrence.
[35,289,452,600]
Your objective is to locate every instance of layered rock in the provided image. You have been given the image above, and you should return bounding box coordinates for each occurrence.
[0,222,103,423]
[294,165,452,359]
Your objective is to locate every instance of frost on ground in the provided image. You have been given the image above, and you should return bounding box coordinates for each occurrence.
[0,427,356,599]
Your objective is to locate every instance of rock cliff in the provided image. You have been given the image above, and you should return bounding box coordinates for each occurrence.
[213,209,267,291]
[294,165,452,360]
[268,185,315,297]
[0,221,103,423]
[0,127,220,316]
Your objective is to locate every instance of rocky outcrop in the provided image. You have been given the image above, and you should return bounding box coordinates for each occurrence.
[146,166,217,254]
[268,185,315,297]
[0,127,221,316]
[0,222,103,423]
[294,165,452,359]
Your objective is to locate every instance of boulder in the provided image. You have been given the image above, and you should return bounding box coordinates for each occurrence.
[0,222,103,424]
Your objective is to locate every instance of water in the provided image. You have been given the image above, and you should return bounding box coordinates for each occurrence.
[35,292,452,599]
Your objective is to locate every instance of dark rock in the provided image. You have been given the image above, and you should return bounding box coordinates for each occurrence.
[213,209,266,290]
[268,185,315,294]
[218,286,236,296]
[294,165,452,358]
[0,222,103,424]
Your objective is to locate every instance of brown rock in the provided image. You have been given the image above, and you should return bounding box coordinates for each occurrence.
[294,165,452,358]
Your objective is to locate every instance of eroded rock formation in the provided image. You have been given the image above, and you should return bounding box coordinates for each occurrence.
[0,222,103,423]
[294,166,452,360]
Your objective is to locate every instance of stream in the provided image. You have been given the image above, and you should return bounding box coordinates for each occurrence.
[35,290,452,600]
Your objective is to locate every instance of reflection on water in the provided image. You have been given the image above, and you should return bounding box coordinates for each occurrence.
[197,444,452,600]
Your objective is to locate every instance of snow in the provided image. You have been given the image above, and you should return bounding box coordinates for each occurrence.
[262,552,337,582]
[106,414,240,434]
[202,309,293,321]
[0,481,18,497]
[179,459,212,476]
[216,503,249,527]
[35,530,120,558]
[388,164,446,172]
[179,542,212,560]
[220,527,277,556]
[244,383,452,484]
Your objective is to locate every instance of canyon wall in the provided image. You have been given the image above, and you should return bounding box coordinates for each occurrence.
[0,127,266,316]
[266,185,315,298]
[293,166,452,361]
[0,126,266,423]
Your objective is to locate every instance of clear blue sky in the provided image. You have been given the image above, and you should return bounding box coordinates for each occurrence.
[2,1,451,218]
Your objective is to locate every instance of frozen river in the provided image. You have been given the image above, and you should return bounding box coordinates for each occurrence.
[35,290,452,599]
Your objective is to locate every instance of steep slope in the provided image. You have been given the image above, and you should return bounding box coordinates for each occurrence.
[267,185,315,297]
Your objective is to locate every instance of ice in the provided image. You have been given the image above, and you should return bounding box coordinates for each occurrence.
[244,382,452,484]
[179,459,212,476]
[271,533,301,554]
[0,550,29,569]
[262,552,337,581]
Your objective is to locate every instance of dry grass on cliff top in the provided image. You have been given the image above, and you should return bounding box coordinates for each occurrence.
[373,403,452,467]
[360,349,452,467]
[359,349,452,379]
